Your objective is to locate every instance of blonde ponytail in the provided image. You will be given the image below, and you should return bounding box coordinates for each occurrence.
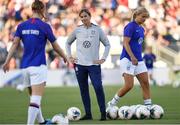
[132,7,149,21]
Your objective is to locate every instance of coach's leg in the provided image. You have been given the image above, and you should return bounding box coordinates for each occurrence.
[108,73,134,106]
[88,65,106,120]
[74,65,92,119]
[27,83,45,125]
[136,72,152,106]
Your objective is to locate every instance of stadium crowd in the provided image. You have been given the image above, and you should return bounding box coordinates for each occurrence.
[0,0,179,70]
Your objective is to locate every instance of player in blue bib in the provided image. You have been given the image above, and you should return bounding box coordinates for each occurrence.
[3,0,69,124]
[107,7,153,108]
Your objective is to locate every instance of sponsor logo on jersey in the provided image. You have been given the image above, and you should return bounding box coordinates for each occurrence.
[83,41,91,48]
[138,37,144,44]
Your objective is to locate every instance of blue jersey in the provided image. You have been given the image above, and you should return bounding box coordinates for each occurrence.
[15,18,56,68]
[120,21,145,61]
[143,53,156,69]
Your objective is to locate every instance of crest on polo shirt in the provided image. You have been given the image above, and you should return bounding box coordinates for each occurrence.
[91,30,95,35]
[83,41,91,48]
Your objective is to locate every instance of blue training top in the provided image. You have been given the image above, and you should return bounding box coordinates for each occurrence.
[15,18,56,68]
[120,21,145,61]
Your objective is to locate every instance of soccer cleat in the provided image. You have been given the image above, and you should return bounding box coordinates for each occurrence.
[39,119,54,125]
[107,101,116,107]
[80,114,93,120]
[100,112,106,121]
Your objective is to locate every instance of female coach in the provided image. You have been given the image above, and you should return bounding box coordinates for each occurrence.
[66,8,110,121]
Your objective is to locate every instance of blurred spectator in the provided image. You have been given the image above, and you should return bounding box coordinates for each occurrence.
[8,57,17,70]
[0,0,179,69]
[0,42,7,66]
[50,57,60,69]
[143,46,156,85]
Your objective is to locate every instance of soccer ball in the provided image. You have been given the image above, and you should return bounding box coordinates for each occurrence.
[118,106,129,119]
[123,105,137,119]
[51,113,69,125]
[128,105,138,119]
[150,104,164,119]
[106,106,119,119]
[16,84,25,92]
[135,105,150,119]
[67,107,81,121]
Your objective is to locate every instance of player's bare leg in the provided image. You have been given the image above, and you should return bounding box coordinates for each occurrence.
[107,74,134,107]
[136,72,152,107]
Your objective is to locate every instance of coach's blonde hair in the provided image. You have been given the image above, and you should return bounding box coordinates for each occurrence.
[132,7,149,21]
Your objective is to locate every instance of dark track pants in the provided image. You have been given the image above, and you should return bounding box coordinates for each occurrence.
[74,64,106,115]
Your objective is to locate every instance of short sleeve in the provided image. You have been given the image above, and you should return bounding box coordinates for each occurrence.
[46,24,56,43]
[123,23,134,38]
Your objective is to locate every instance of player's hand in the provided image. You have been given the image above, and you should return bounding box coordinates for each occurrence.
[62,57,68,64]
[69,56,77,64]
[93,59,105,65]
[130,56,138,65]
[2,62,9,73]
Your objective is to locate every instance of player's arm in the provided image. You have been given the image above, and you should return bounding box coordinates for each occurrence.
[3,37,20,72]
[51,41,69,64]
[123,37,138,65]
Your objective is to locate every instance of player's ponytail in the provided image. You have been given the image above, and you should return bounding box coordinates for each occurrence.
[132,7,149,21]
[32,0,47,20]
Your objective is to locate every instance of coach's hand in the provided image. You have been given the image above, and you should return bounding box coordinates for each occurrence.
[93,59,105,65]
[69,56,77,64]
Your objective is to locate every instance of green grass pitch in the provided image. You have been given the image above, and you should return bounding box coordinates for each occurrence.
[0,85,180,124]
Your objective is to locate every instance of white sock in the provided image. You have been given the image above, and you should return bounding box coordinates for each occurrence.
[111,94,120,105]
[27,95,42,125]
[144,99,152,106]
[37,107,45,123]
[28,96,45,123]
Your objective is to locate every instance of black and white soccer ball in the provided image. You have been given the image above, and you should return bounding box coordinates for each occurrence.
[118,106,129,119]
[123,105,138,119]
[150,104,164,119]
[106,106,119,120]
[135,105,150,119]
[67,107,81,121]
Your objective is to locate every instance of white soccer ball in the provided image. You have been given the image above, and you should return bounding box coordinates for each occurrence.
[106,106,119,120]
[16,84,25,92]
[118,106,129,119]
[128,105,139,119]
[123,105,138,119]
[67,107,81,121]
[51,113,69,125]
[135,105,150,119]
[150,104,164,119]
